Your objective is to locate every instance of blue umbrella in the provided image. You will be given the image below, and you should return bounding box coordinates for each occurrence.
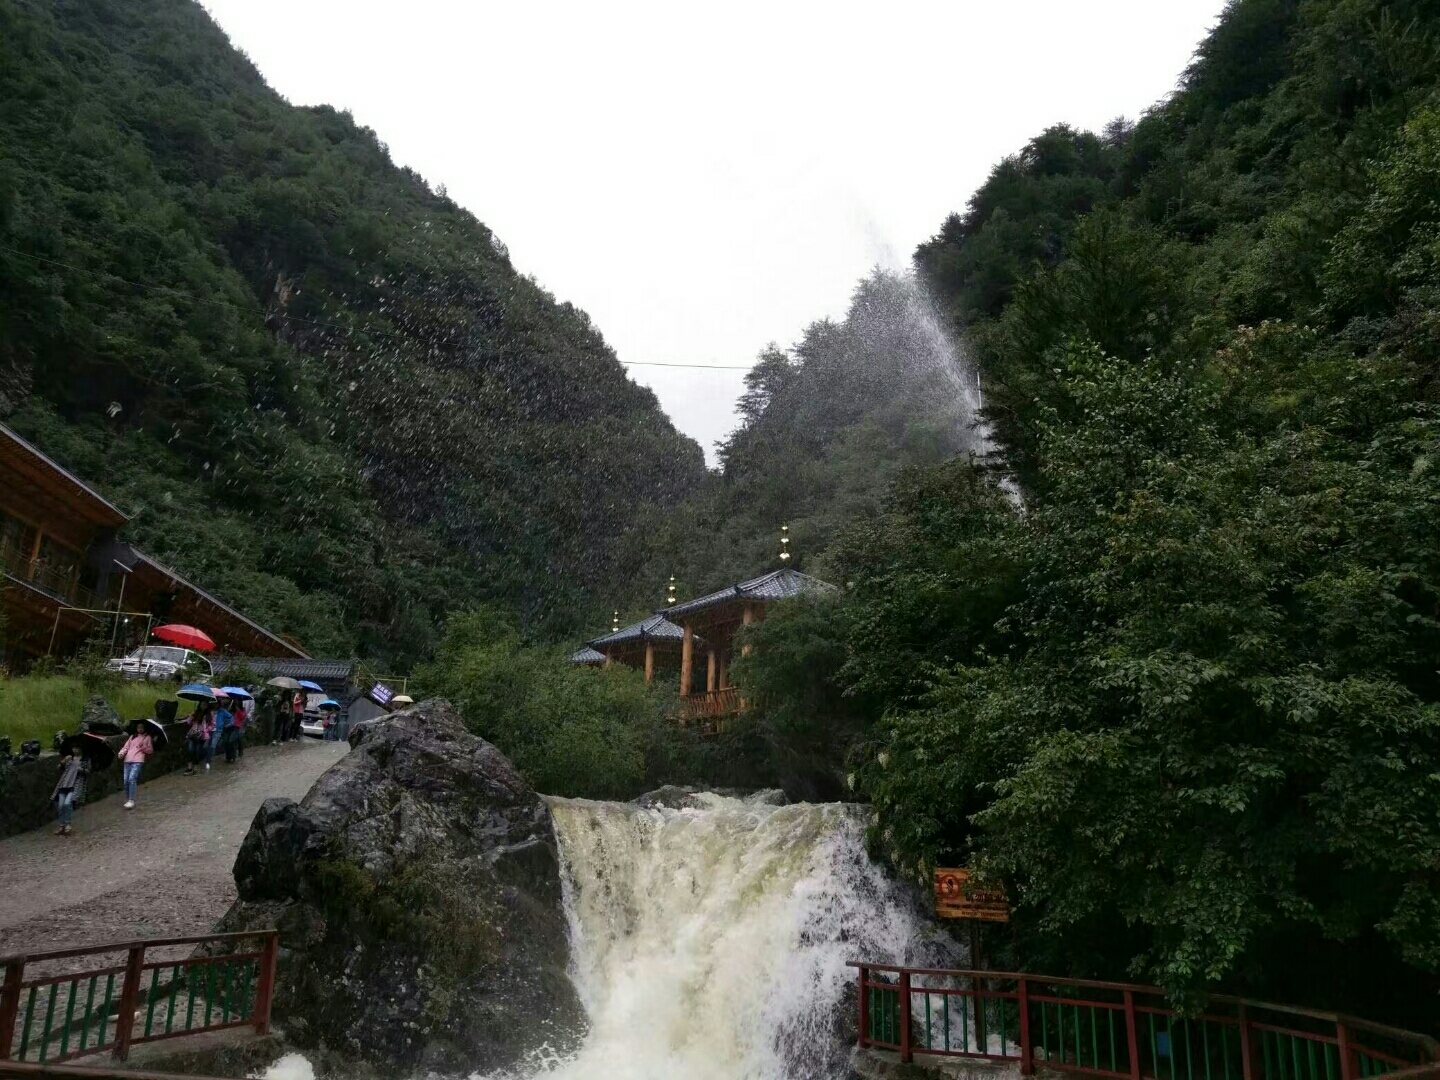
[317,698,341,710]
[298,680,323,691]
[178,683,216,702]
[221,686,253,699]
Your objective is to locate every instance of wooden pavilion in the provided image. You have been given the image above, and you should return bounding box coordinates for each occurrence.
[573,614,702,684]
[664,567,836,721]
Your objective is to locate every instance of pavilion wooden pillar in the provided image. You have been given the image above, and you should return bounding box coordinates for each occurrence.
[706,649,717,693]
[741,602,754,657]
[680,623,694,696]
[27,526,43,580]
[604,649,612,668]
[644,642,655,684]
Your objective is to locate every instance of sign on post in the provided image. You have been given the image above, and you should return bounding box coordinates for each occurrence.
[370,682,394,707]
[934,868,1010,922]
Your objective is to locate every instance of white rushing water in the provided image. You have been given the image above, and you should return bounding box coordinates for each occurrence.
[492,793,947,1080]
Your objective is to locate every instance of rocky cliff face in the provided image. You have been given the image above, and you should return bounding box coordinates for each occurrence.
[218,700,583,1075]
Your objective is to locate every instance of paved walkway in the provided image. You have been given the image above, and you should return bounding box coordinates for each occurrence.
[0,739,348,959]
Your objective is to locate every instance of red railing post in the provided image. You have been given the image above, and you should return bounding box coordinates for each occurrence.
[254,932,279,1034]
[857,966,869,1049]
[1018,976,1034,1074]
[1337,1020,1354,1080]
[1125,990,1143,1080]
[113,945,145,1061]
[0,959,25,1060]
[1238,1002,1255,1080]
[899,970,913,1064]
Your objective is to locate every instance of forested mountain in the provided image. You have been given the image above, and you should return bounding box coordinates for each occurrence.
[0,0,704,664]
[632,269,990,616]
[776,0,1440,1027]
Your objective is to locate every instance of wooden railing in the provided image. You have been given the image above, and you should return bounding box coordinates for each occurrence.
[0,932,278,1064]
[677,687,741,723]
[0,1062,229,1080]
[852,964,1440,1077]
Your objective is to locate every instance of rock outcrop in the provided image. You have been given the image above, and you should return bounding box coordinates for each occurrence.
[218,700,583,1075]
[79,696,124,735]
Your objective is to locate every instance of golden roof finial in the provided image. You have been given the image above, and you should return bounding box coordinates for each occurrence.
[779,524,791,563]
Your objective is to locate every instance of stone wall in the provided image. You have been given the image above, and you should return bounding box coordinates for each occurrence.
[0,715,280,839]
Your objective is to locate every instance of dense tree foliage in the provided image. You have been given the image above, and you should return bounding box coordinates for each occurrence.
[818,0,1440,1025]
[6,0,1440,1028]
[0,0,703,665]
[642,268,987,610]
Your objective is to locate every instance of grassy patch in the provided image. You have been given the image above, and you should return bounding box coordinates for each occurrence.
[0,675,194,746]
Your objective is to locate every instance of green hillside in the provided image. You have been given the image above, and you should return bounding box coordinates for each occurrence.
[824,0,1440,1025]
[638,268,989,612]
[0,0,704,665]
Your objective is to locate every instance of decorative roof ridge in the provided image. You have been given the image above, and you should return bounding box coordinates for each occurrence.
[587,613,690,648]
[664,566,836,618]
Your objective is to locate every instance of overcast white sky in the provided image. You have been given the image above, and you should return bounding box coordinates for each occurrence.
[201,0,1227,464]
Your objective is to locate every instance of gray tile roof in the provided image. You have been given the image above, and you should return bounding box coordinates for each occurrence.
[211,657,355,685]
[569,645,607,665]
[589,614,689,648]
[664,568,838,619]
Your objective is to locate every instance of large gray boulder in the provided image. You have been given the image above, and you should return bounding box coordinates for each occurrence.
[79,695,124,735]
[218,699,584,1075]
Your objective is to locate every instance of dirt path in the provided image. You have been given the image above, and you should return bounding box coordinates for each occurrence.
[0,739,348,959]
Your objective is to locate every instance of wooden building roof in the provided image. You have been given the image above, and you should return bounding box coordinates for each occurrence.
[589,614,691,650]
[0,422,129,529]
[127,551,310,659]
[665,568,837,620]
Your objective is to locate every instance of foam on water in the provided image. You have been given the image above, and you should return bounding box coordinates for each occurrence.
[490,793,938,1080]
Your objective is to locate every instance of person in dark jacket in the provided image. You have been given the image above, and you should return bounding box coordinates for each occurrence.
[262,693,279,745]
[184,705,213,775]
[52,748,84,836]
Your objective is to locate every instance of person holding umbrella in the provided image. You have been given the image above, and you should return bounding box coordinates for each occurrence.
[213,692,235,765]
[117,720,157,808]
[318,699,342,740]
[233,691,251,760]
[52,733,111,834]
[179,684,216,774]
[51,745,86,836]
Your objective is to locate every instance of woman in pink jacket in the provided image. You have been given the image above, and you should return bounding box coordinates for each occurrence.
[118,724,154,809]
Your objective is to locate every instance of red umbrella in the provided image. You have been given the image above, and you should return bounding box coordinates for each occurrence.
[153,624,216,652]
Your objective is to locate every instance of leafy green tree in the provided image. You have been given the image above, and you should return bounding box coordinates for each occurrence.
[416,609,661,799]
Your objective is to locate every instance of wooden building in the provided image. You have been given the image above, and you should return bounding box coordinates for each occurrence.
[664,568,836,722]
[579,614,702,684]
[571,568,837,724]
[0,422,131,661]
[0,421,307,665]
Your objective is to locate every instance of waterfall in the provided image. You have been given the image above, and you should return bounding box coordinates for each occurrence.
[488,793,952,1080]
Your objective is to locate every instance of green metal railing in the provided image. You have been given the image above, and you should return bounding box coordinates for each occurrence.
[1,932,278,1064]
[852,964,1440,1079]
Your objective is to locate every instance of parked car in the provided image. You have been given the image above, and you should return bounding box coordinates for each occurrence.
[299,714,328,738]
[105,645,213,683]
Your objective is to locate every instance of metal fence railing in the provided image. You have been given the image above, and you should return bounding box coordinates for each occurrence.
[852,964,1440,1079]
[1,932,278,1064]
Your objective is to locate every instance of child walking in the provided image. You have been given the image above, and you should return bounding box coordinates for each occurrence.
[118,724,154,808]
[52,748,84,836]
